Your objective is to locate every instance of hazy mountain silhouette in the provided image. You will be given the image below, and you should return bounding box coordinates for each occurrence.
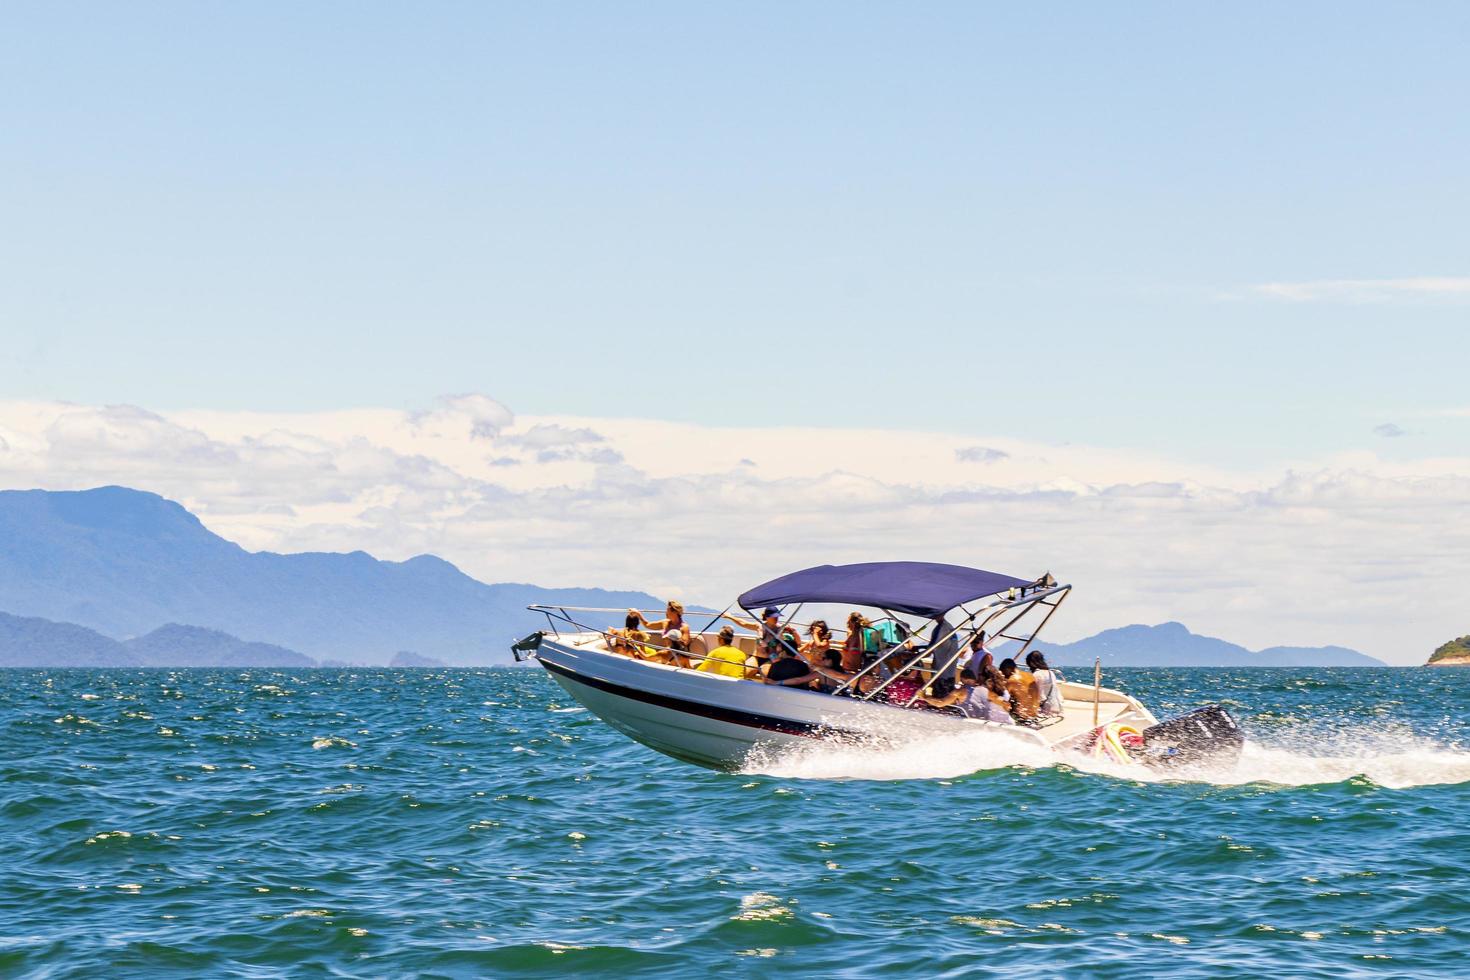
[1028,622,1382,667]
[388,651,448,668]
[0,486,658,664]
[124,624,316,668]
[0,613,317,668]
[0,611,139,667]
[0,487,1384,667]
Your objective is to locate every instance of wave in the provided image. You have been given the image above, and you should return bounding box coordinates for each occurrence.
[740,725,1470,789]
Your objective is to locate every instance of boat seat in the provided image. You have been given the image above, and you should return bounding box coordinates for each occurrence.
[687,635,710,661]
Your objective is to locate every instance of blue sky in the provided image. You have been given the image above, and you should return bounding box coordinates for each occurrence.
[3,2,1467,467]
[1,3,1469,661]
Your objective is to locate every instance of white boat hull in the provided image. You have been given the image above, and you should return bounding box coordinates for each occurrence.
[533,633,1156,771]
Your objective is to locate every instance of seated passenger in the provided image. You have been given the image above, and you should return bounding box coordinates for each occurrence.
[961,631,994,676]
[925,667,1017,724]
[999,658,1041,725]
[881,656,925,706]
[695,626,751,679]
[981,665,1017,722]
[762,643,825,688]
[802,620,833,663]
[1026,652,1065,718]
[607,612,649,656]
[631,601,691,650]
[808,649,849,692]
[636,629,689,667]
[664,631,694,669]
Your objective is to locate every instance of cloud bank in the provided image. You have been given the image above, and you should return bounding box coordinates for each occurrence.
[1,396,1466,664]
[1253,276,1470,303]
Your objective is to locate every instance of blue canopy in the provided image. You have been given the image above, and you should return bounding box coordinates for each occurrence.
[738,561,1034,620]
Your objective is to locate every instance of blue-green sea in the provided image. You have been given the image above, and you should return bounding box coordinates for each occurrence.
[3,666,1470,978]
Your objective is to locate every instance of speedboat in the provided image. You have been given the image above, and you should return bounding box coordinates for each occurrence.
[514,561,1244,772]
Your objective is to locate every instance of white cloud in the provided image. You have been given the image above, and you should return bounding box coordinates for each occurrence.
[498,423,623,464]
[407,393,513,441]
[1373,422,1407,438]
[1253,277,1470,303]
[0,396,1467,664]
[955,445,1010,464]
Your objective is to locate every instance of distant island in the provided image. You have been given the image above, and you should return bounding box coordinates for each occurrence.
[0,485,1388,668]
[1427,635,1470,666]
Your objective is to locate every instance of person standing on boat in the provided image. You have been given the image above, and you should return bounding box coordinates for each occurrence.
[630,601,691,650]
[725,606,801,666]
[841,612,875,672]
[929,615,961,683]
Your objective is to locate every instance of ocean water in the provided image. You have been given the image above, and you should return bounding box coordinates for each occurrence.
[3,667,1469,978]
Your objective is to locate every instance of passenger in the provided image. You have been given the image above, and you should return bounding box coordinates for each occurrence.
[665,631,695,669]
[606,612,648,657]
[841,612,872,672]
[811,649,850,692]
[961,630,994,675]
[632,601,691,650]
[1026,651,1065,719]
[881,657,925,707]
[923,668,970,715]
[802,620,834,664]
[695,626,752,679]
[979,666,1017,723]
[930,615,961,683]
[726,606,801,667]
[636,630,680,666]
[825,654,880,698]
[762,642,826,688]
[999,658,1041,725]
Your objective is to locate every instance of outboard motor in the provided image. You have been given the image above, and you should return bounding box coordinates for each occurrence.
[1139,704,1245,768]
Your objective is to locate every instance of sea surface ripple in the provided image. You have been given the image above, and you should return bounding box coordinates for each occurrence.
[2,666,1470,977]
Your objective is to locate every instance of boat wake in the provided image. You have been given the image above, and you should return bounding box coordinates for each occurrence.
[740,725,1470,789]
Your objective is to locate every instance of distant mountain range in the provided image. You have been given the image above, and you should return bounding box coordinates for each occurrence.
[0,486,1387,668]
[0,612,453,668]
[0,486,658,665]
[1026,621,1383,667]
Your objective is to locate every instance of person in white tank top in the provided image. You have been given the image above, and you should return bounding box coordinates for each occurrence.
[1025,651,1065,718]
